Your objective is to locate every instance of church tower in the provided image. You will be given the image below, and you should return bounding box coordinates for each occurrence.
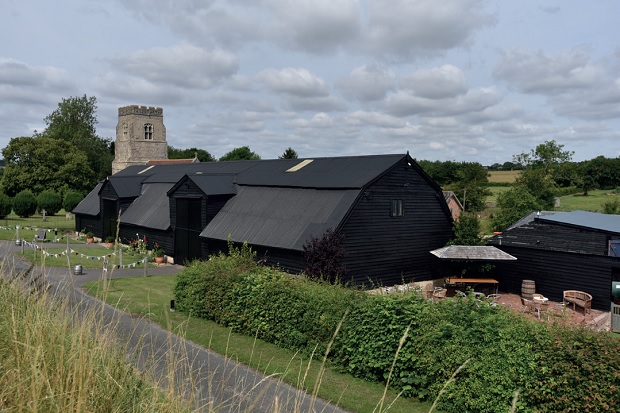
[111,105,168,174]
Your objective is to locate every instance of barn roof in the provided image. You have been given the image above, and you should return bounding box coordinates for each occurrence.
[537,210,620,234]
[106,176,146,198]
[71,183,102,216]
[200,186,360,250]
[111,154,407,189]
[120,183,174,230]
[168,174,238,196]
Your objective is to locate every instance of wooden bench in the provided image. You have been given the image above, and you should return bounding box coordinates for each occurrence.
[563,290,592,315]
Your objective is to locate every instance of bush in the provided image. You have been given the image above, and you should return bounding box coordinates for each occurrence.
[174,246,620,412]
[63,190,83,212]
[302,228,347,282]
[13,190,37,218]
[36,190,62,215]
[0,193,12,219]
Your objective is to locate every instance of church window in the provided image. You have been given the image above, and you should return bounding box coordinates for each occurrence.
[144,123,153,140]
[123,123,128,138]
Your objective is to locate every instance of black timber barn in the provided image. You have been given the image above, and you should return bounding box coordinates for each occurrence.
[487,210,620,311]
[73,154,454,286]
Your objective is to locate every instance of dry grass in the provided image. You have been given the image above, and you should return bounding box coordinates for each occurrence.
[487,170,520,183]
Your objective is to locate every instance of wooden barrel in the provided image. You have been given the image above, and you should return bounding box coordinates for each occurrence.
[521,280,535,299]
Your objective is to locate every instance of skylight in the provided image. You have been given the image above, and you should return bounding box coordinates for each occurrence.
[286,159,313,172]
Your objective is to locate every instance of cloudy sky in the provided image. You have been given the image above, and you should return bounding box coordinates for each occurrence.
[1,0,619,164]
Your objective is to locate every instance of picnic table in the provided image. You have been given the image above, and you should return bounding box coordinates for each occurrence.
[444,277,499,294]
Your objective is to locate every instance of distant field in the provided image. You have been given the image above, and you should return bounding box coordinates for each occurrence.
[556,189,620,212]
[487,170,520,183]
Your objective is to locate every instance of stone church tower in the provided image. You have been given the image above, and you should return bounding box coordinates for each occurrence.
[111,105,168,174]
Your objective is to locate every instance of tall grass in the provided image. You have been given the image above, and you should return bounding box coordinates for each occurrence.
[0,264,193,412]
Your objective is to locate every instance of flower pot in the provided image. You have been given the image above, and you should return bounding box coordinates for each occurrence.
[105,242,114,248]
[155,256,165,264]
[86,237,94,244]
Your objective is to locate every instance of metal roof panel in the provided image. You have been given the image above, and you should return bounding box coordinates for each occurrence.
[120,183,174,230]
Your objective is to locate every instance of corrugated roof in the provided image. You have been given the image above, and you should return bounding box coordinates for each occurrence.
[537,210,620,234]
[72,183,102,216]
[107,176,146,198]
[201,186,360,250]
[120,183,174,230]
[506,210,559,230]
[110,154,407,189]
[185,174,237,195]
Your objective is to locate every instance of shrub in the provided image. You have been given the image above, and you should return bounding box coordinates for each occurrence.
[36,190,62,215]
[0,193,12,219]
[302,228,347,282]
[63,190,83,212]
[13,190,37,218]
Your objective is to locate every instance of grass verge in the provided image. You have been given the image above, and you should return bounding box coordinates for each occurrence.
[85,274,433,413]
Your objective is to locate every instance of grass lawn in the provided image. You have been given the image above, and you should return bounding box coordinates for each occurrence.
[19,247,153,269]
[556,189,620,212]
[85,275,433,413]
[0,210,79,242]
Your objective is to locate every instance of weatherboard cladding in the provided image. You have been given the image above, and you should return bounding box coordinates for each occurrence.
[201,186,360,250]
[120,183,174,230]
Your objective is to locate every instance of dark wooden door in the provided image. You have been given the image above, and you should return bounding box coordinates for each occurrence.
[103,199,118,240]
[175,198,202,263]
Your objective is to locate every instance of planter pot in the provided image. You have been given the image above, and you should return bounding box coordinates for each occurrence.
[105,242,114,248]
[86,237,94,244]
[155,256,165,264]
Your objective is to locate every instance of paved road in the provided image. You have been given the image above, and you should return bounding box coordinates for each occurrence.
[2,240,349,413]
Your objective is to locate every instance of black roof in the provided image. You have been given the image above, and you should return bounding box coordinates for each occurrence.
[121,183,174,230]
[72,183,102,216]
[201,186,360,250]
[111,154,408,189]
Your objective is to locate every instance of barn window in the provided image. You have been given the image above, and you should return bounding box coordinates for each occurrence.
[609,239,620,256]
[391,199,404,217]
[144,123,153,140]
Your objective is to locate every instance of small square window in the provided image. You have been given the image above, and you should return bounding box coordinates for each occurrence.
[391,199,404,217]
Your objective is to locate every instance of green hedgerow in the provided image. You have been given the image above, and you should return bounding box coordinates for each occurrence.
[63,190,83,213]
[0,192,12,219]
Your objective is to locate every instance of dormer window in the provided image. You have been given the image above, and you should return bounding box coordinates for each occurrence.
[144,123,153,140]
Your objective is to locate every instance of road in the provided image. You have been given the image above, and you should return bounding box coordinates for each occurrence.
[2,240,349,413]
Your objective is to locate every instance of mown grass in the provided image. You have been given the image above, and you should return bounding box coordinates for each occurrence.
[18,246,153,269]
[555,189,620,212]
[85,275,433,413]
[0,210,78,241]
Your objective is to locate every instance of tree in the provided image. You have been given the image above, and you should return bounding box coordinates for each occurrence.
[219,146,261,161]
[279,147,298,159]
[302,228,347,283]
[36,190,62,215]
[448,162,491,213]
[490,186,543,231]
[13,190,37,218]
[1,137,94,197]
[447,214,487,246]
[0,193,12,219]
[63,190,84,212]
[42,95,113,180]
[168,146,215,162]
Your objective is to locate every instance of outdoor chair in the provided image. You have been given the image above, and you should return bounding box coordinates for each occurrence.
[521,297,535,314]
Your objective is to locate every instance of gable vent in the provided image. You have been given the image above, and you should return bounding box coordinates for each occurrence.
[286,159,313,172]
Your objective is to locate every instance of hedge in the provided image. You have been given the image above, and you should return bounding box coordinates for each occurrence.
[174,245,620,413]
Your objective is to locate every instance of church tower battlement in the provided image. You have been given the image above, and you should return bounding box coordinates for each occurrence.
[112,105,168,174]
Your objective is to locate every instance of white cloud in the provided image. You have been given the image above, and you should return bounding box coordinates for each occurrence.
[257,67,329,97]
[402,65,468,99]
[337,65,395,102]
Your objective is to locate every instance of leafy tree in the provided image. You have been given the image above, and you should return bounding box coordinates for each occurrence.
[1,136,94,197]
[491,186,543,231]
[219,146,261,161]
[279,147,298,159]
[447,214,486,246]
[302,228,347,283]
[514,168,556,209]
[513,140,574,176]
[447,162,491,213]
[418,160,460,187]
[36,190,62,215]
[41,95,113,180]
[13,190,37,218]
[168,146,215,162]
[0,193,12,219]
[63,190,84,212]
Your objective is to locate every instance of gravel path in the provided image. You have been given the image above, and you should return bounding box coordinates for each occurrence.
[2,240,349,413]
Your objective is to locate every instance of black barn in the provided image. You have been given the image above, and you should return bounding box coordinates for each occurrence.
[73,154,454,286]
[488,210,620,311]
